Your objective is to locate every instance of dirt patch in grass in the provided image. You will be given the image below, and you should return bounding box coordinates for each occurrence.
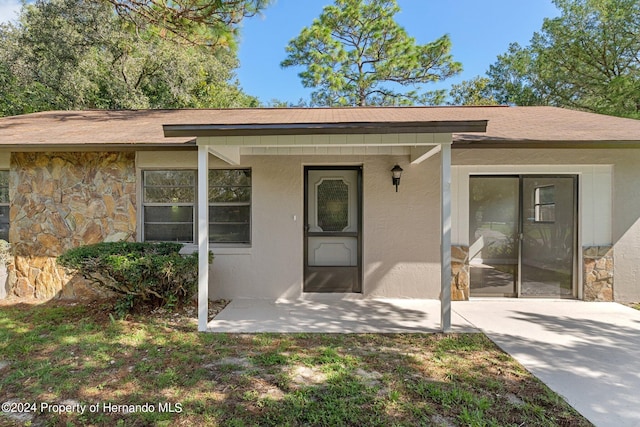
[0,298,592,426]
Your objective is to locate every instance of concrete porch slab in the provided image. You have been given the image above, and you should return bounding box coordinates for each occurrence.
[208,298,476,333]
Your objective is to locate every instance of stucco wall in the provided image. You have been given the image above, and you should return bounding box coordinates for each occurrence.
[452,148,640,302]
[211,155,442,300]
[8,152,137,298]
[360,155,441,299]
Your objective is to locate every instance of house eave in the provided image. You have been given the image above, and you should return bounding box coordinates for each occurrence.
[452,139,640,149]
[0,142,196,152]
[163,120,488,138]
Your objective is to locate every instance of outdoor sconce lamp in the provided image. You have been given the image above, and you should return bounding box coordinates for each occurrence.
[391,164,403,192]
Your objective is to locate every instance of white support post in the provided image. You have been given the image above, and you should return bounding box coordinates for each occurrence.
[440,142,452,332]
[197,145,209,332]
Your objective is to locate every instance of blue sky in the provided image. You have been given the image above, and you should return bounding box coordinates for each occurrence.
[237,0,560,104]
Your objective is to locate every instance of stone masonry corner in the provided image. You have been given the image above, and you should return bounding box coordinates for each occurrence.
[7,152,137,299]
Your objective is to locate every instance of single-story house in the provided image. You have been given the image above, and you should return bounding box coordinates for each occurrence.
[1,106,639,330]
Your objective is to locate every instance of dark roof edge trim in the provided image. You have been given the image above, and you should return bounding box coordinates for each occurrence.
[0,143,196,152]
[452,140,640,149]
[163,120,488,137]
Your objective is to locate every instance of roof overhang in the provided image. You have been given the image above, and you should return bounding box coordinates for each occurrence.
[163,120,488,138]
[452,139,640,149]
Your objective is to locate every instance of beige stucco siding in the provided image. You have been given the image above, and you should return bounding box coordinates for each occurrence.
[360,155,441,299]
[214,155,303,300]
[213,154,442,300]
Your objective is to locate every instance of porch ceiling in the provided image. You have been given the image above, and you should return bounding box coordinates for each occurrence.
[190,121,477,165]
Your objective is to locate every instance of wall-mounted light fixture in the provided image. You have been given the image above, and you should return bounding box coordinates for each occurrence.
[391,164,403,192]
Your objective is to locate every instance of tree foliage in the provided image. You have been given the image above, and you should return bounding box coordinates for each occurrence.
[448,77,499,106]
[281,0,461,106]
[0,0,259,116]
[486,43,548,106]
[106,0,270,47]
[486,0,640,118]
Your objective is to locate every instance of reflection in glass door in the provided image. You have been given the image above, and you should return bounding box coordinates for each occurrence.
[469,175,577,298]
[521,177,576,297]
[469,177,519,296]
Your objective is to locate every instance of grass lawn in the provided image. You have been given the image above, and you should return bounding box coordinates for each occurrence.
[0,299,592,427]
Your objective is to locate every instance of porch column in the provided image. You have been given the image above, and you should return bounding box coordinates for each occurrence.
[197,144,209,331]
[440,142,452,332]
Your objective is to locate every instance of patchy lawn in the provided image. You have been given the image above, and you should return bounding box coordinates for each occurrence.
[0,299,592,427]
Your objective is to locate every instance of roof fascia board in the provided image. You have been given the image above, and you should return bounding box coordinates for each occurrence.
[452,140,640,149]
[164,120,488,138]
[0,144,196,152]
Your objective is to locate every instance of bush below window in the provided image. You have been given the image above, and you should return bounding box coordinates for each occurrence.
[58,242,212,316]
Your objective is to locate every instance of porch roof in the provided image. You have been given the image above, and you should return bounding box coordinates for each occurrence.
[0,106,639,148]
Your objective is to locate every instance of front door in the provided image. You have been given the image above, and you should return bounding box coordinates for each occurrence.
[469,175,577,297]
[304,167,362,292]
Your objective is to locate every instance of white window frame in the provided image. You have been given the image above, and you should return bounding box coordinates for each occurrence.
[533,184,556,223]
[208,169,252,247]
[140,168,251,246]
[141,169,197,243]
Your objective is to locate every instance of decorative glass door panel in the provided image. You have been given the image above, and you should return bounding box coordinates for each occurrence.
[305,168,361,292]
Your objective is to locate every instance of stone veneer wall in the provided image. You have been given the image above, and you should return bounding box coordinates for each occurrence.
[8,152,136,298]
[583,246,613,301]
[451,245,469,301]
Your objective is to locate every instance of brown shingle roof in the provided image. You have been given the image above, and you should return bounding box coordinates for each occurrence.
[0,106,638,148]
[451,106,640,144]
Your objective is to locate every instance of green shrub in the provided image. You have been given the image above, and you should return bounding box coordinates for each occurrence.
[58,242,212,315]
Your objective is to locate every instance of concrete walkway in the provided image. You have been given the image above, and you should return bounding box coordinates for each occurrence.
[453,299,640,427]
[209,297,640,427]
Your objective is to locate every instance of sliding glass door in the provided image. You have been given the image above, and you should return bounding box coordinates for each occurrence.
[469,175,577,298]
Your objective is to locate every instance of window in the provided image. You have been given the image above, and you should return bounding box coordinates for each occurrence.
[142,169,251,245]
[0,171,7,241]
[143,170,195,242]
[534,185,555,222]
[209,169,251,244]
